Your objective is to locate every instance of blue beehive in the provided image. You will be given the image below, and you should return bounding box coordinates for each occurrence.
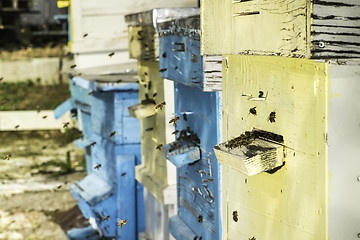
[158,15,223,239]
[54,68,145,239]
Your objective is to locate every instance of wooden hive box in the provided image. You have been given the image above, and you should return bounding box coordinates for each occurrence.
[220,55,360,239]
[201,0,360,58]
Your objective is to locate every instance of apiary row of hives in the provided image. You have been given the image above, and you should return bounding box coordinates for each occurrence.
[57,0,360,239]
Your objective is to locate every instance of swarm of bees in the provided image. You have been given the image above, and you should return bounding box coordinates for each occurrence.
[116,218,127,228]
[225,131,255,149]
[94,164,102,170]
[168,127,200,153]
[110,131,116,137]
[155,102,166,110]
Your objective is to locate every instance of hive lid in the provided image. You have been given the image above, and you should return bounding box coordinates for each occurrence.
[125,8,199,27]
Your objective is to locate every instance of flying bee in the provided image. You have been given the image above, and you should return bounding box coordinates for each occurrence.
[57,185,62,189]
[183,113,187,121]
[0,77,3,81]
[4,154,11,160]
[90,142,96,147]
[169,116,180,125]
[233,211,238,222]
[153,92,157,98]
[121,172,126,176]
[268,111,276,123]
[156,144,163,150]
[42,146,47,150]
[145,127,153,132]
[83,33,88,37]
[63,122,70,128]
[249,107,257,116]
[172,130,179,135]
[116,218,127,228]
[249,237,256,240]
[103,216,110,221]
[94,164,102,169]
[159,68,167,73]
[70,64,77,69]
[110,131,116,137]
[198,215,203,223]
[88,90,94,95]
[108,52,115,57]
[42,115,47,119]
[155,102,166,110]
[14,125,20,129]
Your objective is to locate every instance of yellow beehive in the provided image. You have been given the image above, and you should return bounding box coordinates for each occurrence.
[201,0,360,58]
[218,55,360,239]
[133,61,176,204]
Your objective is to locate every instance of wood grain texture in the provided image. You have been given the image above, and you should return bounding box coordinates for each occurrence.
[221,55,328,239]
[201,0,360,58]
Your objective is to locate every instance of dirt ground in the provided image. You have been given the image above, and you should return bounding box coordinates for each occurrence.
[0,130,87,240]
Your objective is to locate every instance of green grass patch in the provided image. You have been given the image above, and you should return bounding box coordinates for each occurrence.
[0,80,70,111]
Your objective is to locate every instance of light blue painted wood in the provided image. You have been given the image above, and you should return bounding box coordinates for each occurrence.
[158,15,222,240]
[73,137,92,149]
[66,226,100,240]
[54,98,74,119]
[169,215,199,240]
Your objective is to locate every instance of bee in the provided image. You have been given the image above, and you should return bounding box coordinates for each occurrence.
[268,111,276,123]
[233,211,238,222]
[14,125,20,129]
[4,154,11,160]
[57,185,62,189]
[108,52,115,57]
[121,172,126,176]
[63,122,70,128]
[42,115,47,119]
[156,144,163,150]
[155,102,166,110]
[162,52,167,58]
[145,127,153,132]
[70,64,77,69]
[159,68,167,73]
[94,164,102,169]
[198,215,203,223]
[90,142,96,147]
[172,130,179,135]
[169,116,180,125]
[116,218,127,228]
[249,107,257,116]
[202,178,213,183]
[249,237,256,240]
[103,216,110,221]
[153,92,157,98]
[0,77,3,81]
[183,113,187,121]
[42,146,47,150]
[88,90,94,95]
[110,131,116,137]
[83,33,88,37]
[148,81,152,90]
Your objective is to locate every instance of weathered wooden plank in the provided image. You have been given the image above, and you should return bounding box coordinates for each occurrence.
[221,55,328,239]
[201,0,360,58]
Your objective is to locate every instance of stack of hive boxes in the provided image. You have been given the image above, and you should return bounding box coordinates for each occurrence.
[202,0,360,239]
[125,8,199,240]
[55,73,144,239]
[157,14,223,240]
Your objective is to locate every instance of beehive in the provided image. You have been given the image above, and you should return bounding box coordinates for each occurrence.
[220,55,360,239]
[201,0,360,58]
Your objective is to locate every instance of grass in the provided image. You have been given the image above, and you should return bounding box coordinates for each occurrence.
[0,80,71,111]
